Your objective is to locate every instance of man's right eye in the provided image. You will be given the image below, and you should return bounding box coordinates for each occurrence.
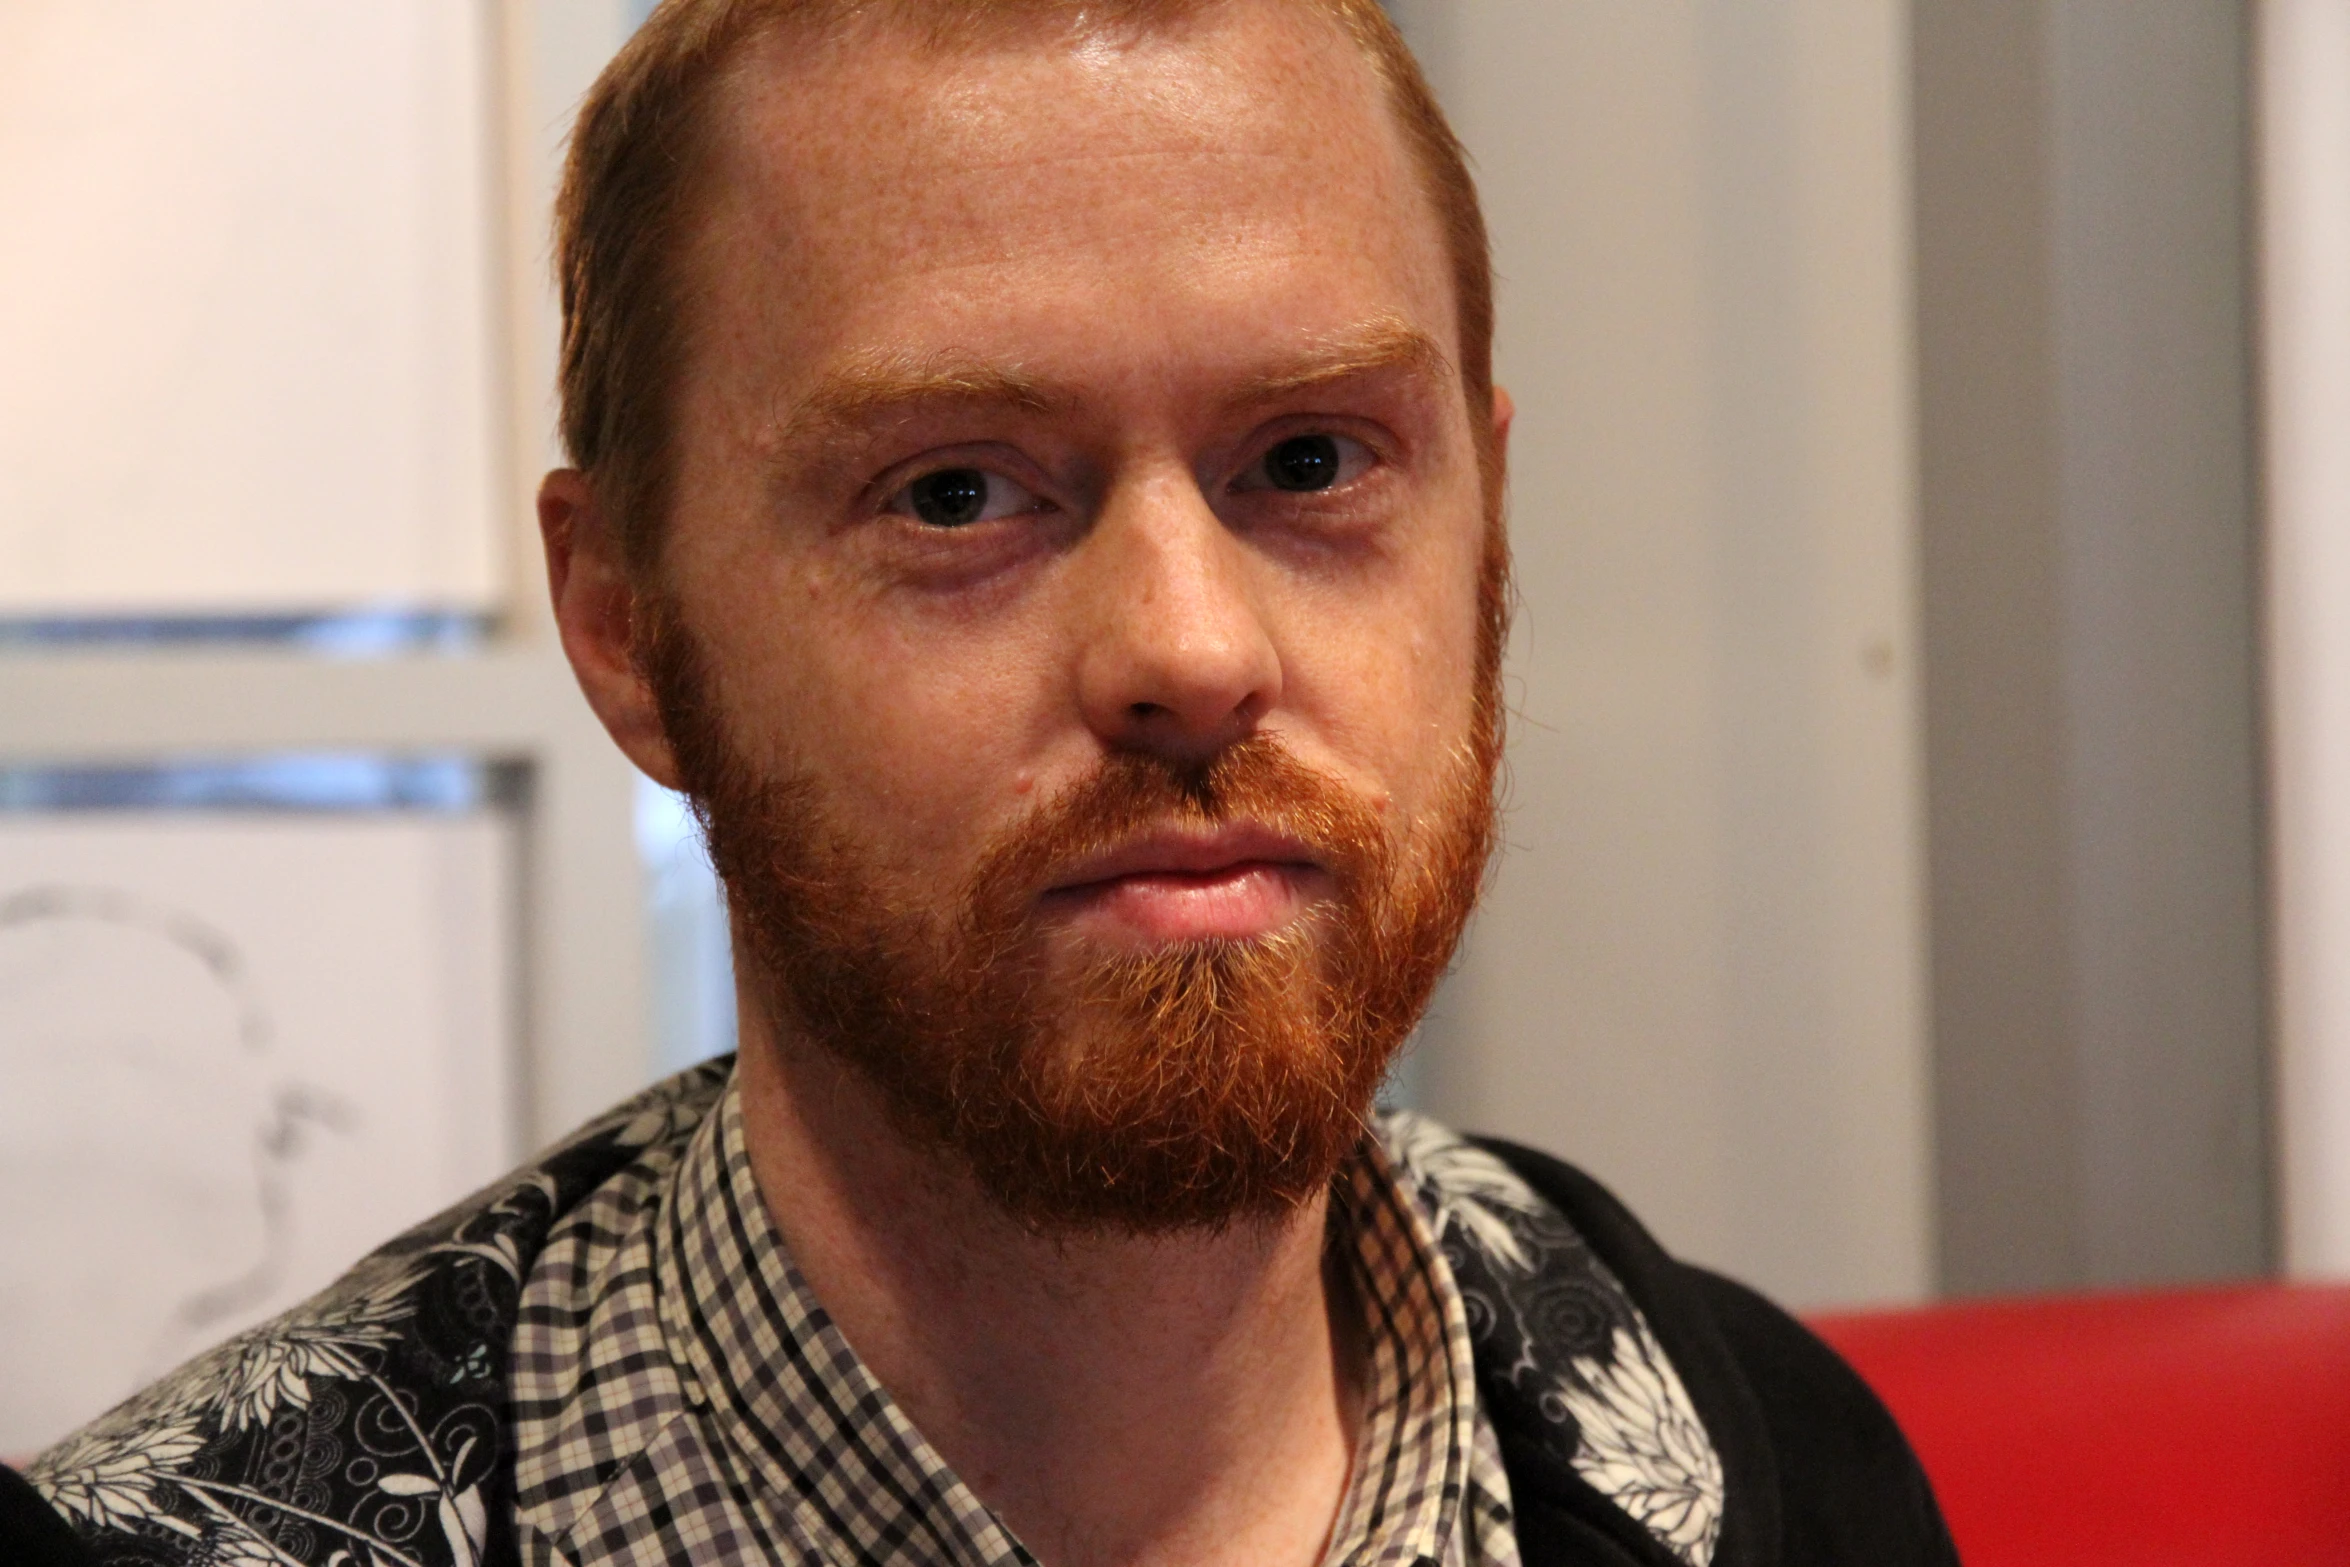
[889,467,1039,528]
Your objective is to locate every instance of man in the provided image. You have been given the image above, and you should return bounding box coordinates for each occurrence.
[9,2,1955,1564]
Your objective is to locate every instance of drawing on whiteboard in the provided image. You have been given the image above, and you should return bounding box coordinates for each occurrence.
[0,886,354,1398]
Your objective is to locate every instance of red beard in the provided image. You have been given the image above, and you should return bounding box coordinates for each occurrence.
[647,615,1498,1233]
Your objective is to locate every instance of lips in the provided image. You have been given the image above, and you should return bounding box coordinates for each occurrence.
[1040,824,1329,944]
[1046,824,1322,891]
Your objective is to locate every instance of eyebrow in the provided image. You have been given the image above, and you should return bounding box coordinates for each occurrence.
[1224,318,1455,409]
[767,316,1454,459]
[768,353,1069,457]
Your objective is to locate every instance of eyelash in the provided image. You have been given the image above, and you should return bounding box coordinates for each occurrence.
[870,426,1388,531]
[1231,431,1377,496]
[883,466,1048,529]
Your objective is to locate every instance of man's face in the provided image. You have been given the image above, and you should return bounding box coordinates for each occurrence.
[598,1,1504,1226]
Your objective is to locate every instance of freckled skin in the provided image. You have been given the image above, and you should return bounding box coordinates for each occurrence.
[540,5,1513,1566]
[552,4,1497,911]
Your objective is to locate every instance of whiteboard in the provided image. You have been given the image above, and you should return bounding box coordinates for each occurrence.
[0,0,501,615]
[0,813,518,1455]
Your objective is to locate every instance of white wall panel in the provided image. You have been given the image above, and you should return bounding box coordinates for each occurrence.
[0,1,499,615]
[2261,0,2350,1281]
[0,813,517,1453]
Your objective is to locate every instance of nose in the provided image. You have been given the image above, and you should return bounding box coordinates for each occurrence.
[1071,469,1282,765]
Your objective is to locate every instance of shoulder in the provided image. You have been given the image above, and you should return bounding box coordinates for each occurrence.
[509,1081,718,1546]
[1,1463,90,1567]
[20,1059,733,1567]
[1469,1134,1958,1567]
[1675,1268,1955,1564]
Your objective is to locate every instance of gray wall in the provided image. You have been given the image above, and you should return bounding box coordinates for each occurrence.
[1396,0,1935,1310]
[1393,0,2271,1303]
[1915,0,2270,1294]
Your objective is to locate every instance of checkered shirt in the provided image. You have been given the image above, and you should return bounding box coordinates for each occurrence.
[508,1076,1520,1566]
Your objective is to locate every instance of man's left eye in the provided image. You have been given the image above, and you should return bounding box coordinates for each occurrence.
[1237,433,1371,494]
[887,467,1041,528]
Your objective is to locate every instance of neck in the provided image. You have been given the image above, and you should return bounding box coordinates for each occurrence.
[733,996,1365,1567]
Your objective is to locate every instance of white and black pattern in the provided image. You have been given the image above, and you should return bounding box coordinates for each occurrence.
[27,1058,738,1567]
[1324,1135,1516,1567]
[1378,1113,1725,1567]
[29,1061,1722,1567]
[514,1079,1517,1567]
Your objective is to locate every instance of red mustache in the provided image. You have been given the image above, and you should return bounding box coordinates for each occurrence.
[965,736,1387,931]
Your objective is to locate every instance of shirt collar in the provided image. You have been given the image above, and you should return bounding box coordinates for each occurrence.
[653,1080,1485,1567]
[1327,1127,1484,1567]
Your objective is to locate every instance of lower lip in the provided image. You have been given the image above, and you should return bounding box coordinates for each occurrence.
[1044,861,1322,944]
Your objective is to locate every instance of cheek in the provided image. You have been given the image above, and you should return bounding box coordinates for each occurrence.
[705,552,1064,875]
[1282,520,1487,811]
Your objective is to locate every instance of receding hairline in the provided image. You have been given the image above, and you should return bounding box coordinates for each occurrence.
[555,0,1494,572]
[690,10,1470,471]
[688,0,1446,255]
[724,0,1225,56]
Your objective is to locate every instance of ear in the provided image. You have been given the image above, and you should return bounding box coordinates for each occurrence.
[1490,384,1517,470]
[539,469,686,790]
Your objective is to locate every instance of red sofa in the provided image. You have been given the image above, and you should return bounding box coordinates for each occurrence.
[1809,1285,2350,1566]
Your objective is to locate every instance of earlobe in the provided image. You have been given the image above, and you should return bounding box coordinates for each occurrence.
[1490,385,1517,464]
[538,470,687,791]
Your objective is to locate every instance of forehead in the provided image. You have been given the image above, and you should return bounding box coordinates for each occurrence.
[686,1,1456,402]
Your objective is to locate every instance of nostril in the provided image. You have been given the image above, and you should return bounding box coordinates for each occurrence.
[1128,700,1165,720]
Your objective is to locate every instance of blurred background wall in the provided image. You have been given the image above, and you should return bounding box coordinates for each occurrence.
[1392,0,2286,1313]
[3,0,2343,1448]
[1910,0,2267,1299]
[1392,0,1932,1310]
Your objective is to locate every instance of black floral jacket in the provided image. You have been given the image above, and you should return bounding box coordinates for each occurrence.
[6,1062,1954,1567]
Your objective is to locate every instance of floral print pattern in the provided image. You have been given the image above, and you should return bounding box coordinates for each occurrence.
[29,1066,1719,1567]
[1382,1112,1725,1566]
[28,1060,736,1567]
[36,1422,207,1538]
[1553,1328,1724,1560]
